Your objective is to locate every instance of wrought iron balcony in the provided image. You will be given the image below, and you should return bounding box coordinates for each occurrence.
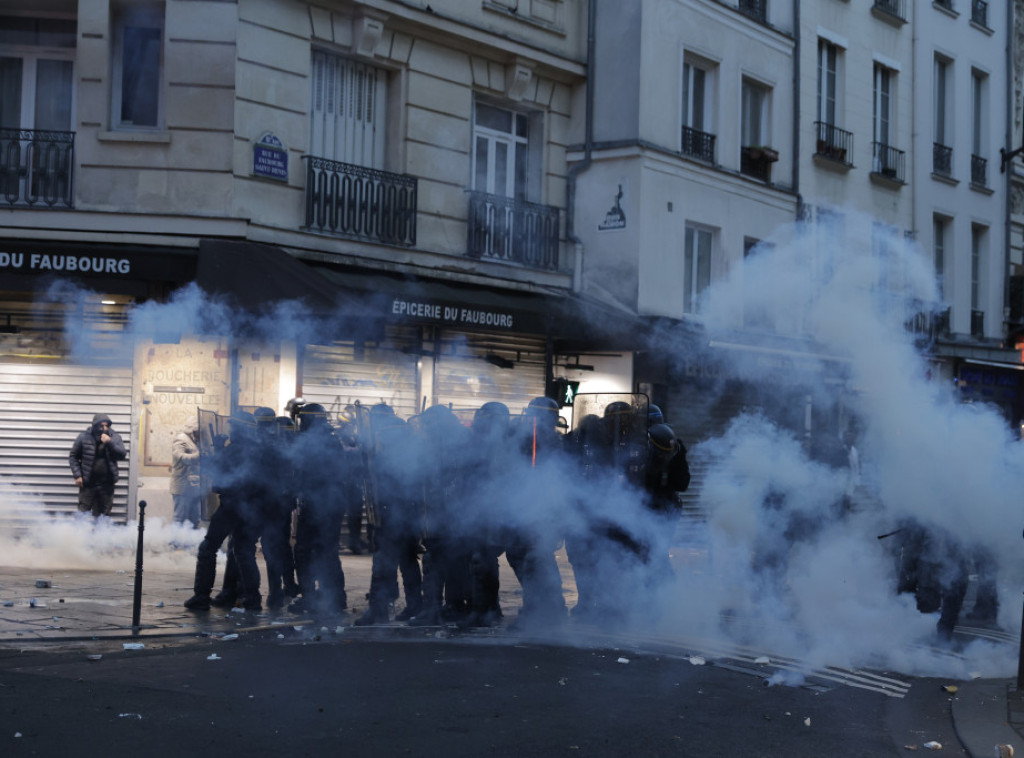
[466,190,560,271]
[972,0,988,26]
[904,303,951,348]
[737,0,767,23]
[871,142,905,183]
[933,143,952,176]
[303,156,417,247]
[0,128,74,208]
[681,126,715,163]
[740,145,777,182]
[814,122,853,165]
[971,154,987,187]
[971,309,984,338]
[873,0,906,20]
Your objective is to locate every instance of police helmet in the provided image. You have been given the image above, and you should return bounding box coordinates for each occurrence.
[648,404,664,425]
[296,402,327,431]
[526,396,559,417]
[648,423,677,453]
[370,402,395,418]
[254,406,277,430]
[604,401,633,418]
[284,397,306,420]
[229,410,257,439]
[477,401,511,420]
[275,415,295,431]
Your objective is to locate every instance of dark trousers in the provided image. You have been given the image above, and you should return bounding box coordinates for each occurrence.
[193,501,261,605]
[294,502,347,611]
[366,524,422,612]
[78,482,115,518]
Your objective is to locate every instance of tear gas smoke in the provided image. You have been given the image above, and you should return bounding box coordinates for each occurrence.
[1,224,1020,681]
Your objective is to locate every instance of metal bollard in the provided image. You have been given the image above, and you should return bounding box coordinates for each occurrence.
[131,501,147,634]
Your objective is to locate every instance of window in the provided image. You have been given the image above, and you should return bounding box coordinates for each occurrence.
[933,215,947,300]
[472,101,539,202]
[683,225,712,315]
[682,57,715,160]
[971,69,987,185]
[817,40,838,127]
[111,3,163,129]
[741,78,770,147]
[873,64,891,148]
[0,17,75,132]
[970,224,986,337]
[934,57,950,147]
[310,51,388,168]
[743,236,774,330]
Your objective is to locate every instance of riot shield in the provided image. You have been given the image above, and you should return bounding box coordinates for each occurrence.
[197,408,229,519]
[570,393,650,485]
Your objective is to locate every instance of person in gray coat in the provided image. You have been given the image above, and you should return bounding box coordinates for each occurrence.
[170,417,202,526]
[69,413,127,518]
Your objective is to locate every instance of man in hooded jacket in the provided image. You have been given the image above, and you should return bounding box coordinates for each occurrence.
[69,413,127,518]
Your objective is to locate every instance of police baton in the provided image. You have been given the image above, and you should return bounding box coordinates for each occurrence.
[131,500,147,635]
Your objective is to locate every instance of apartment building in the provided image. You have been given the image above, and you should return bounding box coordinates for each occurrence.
[0,0,607,522]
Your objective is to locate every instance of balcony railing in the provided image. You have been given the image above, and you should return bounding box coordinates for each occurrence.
[904,303,951,348]
[934,0,953,9]
[466,190,560,271]
[681,125,715,163]
[740,145,777,182]
[971,309,984,338]
[971,154,987,187]
[814,122,853,165]
[871,142,905,183]
[873,0,906,20]
[0,128,74,208]
[303,156,417,247]
[738,0,767,23]
[972,0,988,26]
[933,143,952,176]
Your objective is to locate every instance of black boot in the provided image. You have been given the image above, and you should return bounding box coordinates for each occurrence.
[184,593,211,611]
[354,603,390,626]
[210,592,237,609]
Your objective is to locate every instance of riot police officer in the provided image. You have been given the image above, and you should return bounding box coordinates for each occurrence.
[288,402,351,615]
[184,410,263,612]
[505,396,569,630]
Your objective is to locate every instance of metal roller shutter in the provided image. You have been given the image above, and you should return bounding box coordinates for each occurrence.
[434,330,547,422]
[302,326,421,420]
[0,363,133,526]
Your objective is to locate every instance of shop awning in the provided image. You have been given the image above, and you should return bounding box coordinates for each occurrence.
[195,240,343,313]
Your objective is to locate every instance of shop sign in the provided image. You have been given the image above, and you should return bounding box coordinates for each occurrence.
[0,251,130,275]
[391,298,518,330]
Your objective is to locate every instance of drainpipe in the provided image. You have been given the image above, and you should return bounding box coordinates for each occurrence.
[791,0,800,205]
[566,0,596,294]
[1004,0,1014,347]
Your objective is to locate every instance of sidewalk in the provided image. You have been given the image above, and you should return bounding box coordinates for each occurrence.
[953,678,1023,758]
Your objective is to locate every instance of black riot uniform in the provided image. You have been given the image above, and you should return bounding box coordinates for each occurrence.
[407,404,471,626]
[184,411,263,612]
[505,397,569,629]
[458,401,514,628]
[354,404,424,625]
[288,403,350,615]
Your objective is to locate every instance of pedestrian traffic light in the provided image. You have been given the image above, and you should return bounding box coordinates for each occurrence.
[548,377,580,408]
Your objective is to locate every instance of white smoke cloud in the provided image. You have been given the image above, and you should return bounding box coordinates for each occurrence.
[2,219,1021,682]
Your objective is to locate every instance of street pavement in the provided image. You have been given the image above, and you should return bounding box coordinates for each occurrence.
[0,546,1021,757]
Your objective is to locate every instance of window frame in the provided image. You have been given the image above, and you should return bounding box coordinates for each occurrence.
[471,98,541,203]
[683,223,713,315]
[934,56,950,146]
[110,2,164,131]
[817,39,838,127]
[682,56,713,133]
[873,64,892,147]
[741,77,771,147]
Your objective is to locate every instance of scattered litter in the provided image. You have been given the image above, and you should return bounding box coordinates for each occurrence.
[688,656,706,666]
[941,684,958,694]
[86,655,102,662]
[903,746,918,751]
[59,599,64,603]
[206,653,221,661]
[219,634,239,641]
[116,570,125,574]
[28,598,37,608]
[335,626,345,634]
[44,625,61,630]
[230,607,246,614]
[558,678,568,686]
[320,626,329,633]
[155,602,164,608]
[293,626,304,632]
[35,580,51,588]
[122,642,145,650]
[969,672,982,680]
[617,657,630,664]
[52,616,59,622]
[14,732,21,738]
[754,656,771,665]
[2,601,12,607]
[922,741,941,750]
[118,713,142,719]
[995,745,1014,758]
[277,634,284,639]
[803,717,811,727]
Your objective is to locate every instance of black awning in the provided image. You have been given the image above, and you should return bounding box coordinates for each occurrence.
[196,240,342,314]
